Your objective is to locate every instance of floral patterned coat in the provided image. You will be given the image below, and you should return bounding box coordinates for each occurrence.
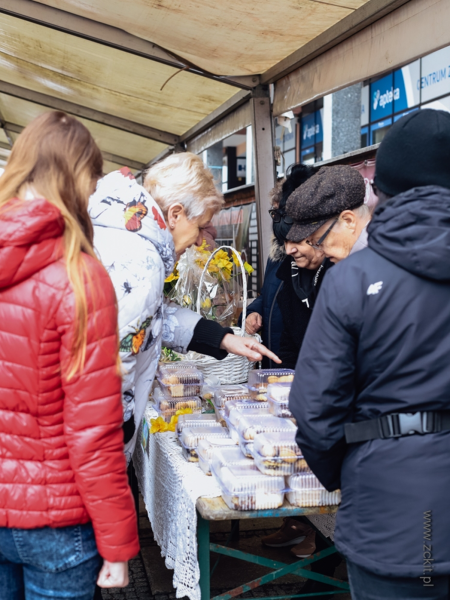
[89,168,201,461]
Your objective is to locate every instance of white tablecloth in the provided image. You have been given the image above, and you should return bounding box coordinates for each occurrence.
[133,402,336,600]
[133,403,222,600]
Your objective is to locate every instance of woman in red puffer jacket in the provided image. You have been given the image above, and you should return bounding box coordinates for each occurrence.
[0,111,139,599]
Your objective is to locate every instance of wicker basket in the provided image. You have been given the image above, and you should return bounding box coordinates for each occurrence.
[193,246,260,384]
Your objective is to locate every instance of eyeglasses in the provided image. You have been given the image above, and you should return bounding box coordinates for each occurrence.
[269,209,294,225]
[305,218,339,250]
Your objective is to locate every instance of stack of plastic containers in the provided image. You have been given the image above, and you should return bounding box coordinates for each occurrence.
[212,462,285,510]
[180,426,230,462]
[157,363,204,398]
[250,430,309,476]
[287,473,341,507]
[246,369,295,401]
[225,405,270,444]
[266,382,293,419]
[213,385,252,425]
[237,414,296,457]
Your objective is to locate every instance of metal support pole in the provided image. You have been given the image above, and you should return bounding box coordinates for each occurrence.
[250,86,276,286]
[197,512,210,600]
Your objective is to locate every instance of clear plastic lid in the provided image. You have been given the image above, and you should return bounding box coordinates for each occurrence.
[222,415,240,444]
[197,437,237,462]
[156,396,202,422]
[159,380,203,398]
[213,463,285,510]
[228,405,270,428]
[157,361,200,378]
[175,413,219,437]
[266,382,293,417]
[224,400,271,419]
[253,430,300,457]
[210,446,252,473]
[157,363,203,398]
[237,414,296,442]
[247,369,295,393]
[250,431,309,476]
[287,473,341,507]
[157,396,202,412]
[214,385,252,408]
[181,425,229,449]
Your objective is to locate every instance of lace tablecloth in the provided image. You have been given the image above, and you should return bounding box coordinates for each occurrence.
[134,402,336,600]
[133,403,222,600]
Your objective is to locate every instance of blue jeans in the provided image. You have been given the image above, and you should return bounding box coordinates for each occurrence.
[347,560,450,599]
[0,523,102,599]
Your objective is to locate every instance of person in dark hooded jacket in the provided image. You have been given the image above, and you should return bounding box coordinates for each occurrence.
[289,109,450,599]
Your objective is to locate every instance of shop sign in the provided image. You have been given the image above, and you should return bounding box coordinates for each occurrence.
[301,110,322,147]
[420,46,450,103]
[371,74,398,121]
[394,60,420,112]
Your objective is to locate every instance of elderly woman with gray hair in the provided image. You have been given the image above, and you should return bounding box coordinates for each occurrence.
[89,152,279,462]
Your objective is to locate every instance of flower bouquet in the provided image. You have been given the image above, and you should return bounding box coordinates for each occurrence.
[165,241,253,328]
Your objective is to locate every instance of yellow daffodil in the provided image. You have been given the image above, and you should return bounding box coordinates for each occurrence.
[183,294,192,306]
[244,262,254,275]
[201,298,212,309]
[150,416,170,434]
[167,407,194,432]
[165,262,179,283]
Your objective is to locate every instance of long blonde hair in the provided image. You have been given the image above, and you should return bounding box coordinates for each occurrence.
[0,111,104,378]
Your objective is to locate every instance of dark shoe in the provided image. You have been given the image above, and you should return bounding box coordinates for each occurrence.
[261,518,311,548]
[290,528,316,558]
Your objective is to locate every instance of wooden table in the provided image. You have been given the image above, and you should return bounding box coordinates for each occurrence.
[196,497,349,600]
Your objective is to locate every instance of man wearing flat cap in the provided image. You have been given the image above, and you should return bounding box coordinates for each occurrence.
[286,165,369,262]
[289,109,450,598]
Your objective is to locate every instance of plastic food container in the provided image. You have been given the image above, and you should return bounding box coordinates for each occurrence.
[250,431,309,476]
[228,405,270,428]
[210,446,252,474]
[156,396,202,422]
[214,385,252,408]
[212,462,285,510]
[266,382,293,418]
[176,413,220,438]
[237,414,296,458]
[197,438,237,475]
[157,363,203,398]
[287,473,341,507]
[247,369,295,400]
[181,426,230,462]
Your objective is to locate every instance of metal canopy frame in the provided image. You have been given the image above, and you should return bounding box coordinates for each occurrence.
[0,80,179,145]
[1,120,145,170]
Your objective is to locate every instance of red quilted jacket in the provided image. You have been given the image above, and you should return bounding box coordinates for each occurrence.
[0,198,139,562]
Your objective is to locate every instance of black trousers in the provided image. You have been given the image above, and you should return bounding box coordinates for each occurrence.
[347,560,450,600]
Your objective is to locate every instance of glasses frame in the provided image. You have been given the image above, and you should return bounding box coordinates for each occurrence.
[268,208,294,225]
[305,217,339,250]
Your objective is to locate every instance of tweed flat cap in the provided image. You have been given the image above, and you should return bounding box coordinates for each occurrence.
[286,165,366,242]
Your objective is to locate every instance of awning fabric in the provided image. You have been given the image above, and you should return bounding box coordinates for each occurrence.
[0,0,373,170]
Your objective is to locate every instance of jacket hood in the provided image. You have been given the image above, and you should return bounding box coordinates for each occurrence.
[89,168,176,278]
[368,185,450,281]
[0,198,64,289]
[269,234,286,262]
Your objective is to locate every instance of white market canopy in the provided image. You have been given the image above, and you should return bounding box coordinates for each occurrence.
[0,0,446,269]
[0,0,402,173]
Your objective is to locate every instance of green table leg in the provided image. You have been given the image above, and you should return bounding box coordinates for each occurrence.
[197,511,210,600]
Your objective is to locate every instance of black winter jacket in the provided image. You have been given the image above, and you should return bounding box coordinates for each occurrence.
[289,186,450,578]
[276,256,330,369]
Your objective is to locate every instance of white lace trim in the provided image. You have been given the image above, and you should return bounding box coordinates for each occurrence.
[134,403,221,600]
